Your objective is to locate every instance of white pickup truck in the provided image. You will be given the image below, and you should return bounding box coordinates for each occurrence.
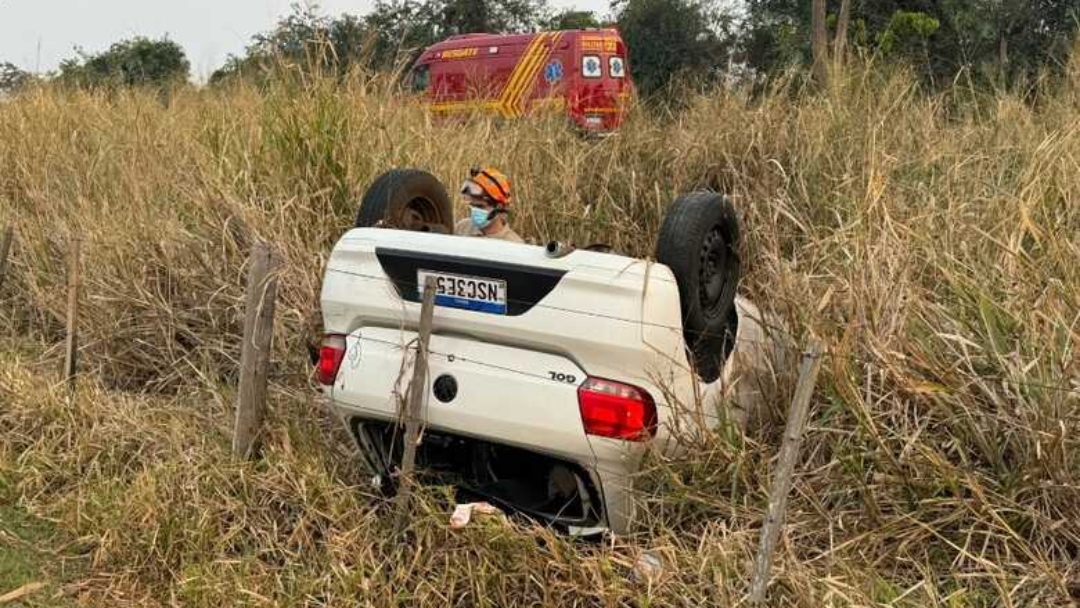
[316,169,785,535]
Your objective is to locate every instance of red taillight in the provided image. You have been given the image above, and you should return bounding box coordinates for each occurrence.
[316,334,347,386]
[577,377,657,441]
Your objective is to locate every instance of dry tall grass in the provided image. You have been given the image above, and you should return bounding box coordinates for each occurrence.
[1,53,1078,606]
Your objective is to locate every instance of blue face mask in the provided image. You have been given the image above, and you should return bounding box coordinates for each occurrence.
[470,206,493,229]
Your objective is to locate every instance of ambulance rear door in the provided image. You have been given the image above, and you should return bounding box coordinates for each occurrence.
[571,30,630,131]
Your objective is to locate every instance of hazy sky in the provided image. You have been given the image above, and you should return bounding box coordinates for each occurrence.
[0,0,607,82]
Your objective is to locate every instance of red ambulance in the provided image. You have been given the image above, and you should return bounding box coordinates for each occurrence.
[409,28,633,132]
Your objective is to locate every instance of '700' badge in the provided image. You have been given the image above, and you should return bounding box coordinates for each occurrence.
[548,371,577,384]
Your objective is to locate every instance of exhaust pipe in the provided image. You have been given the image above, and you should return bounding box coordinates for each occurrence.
[545,240,575,258]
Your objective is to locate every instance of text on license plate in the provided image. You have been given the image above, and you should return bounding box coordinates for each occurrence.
[417,270,507,314]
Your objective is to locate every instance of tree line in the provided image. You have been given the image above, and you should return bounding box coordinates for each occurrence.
[2,0,1077,97]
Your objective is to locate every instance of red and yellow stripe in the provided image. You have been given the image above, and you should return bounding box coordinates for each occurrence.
[495,33,548,117]
[498,32,563,117]
[429,32,565,118]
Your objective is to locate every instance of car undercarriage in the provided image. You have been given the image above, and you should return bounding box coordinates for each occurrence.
[353,418,605,530]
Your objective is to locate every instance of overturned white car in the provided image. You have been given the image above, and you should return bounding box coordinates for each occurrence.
[316,169,784,534]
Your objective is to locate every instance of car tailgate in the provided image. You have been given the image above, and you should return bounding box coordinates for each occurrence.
[329,326,596,464]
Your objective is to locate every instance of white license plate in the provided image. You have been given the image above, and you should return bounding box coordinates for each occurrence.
[417,270,507,314]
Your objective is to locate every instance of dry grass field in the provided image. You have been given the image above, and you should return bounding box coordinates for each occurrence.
[1,52,1078,606]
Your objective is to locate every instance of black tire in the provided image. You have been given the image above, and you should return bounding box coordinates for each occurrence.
[355,169,453,233]
[656,191,741,383]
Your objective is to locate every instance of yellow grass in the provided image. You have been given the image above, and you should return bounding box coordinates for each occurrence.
[1,54,1078,605]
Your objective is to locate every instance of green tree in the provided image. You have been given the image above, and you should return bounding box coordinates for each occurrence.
[0,62,35,95]
[210,4,373,84]
[615,0,735,94]
[546,9,601,30]
[741,0,809,72]
[58,37,189,89]
[741,0,1079,86]
[938,0,1078,83]
[213,0,550,81]
[363,0,442,68]
[877,11,939,59]
[436,0,548,33]
[362,0,549,68]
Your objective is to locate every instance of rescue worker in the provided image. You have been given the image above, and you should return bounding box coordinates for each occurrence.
[454,167,524,243]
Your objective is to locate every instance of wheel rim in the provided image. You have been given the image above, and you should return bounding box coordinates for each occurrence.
[698,226,730,317]
[395,196,444,230]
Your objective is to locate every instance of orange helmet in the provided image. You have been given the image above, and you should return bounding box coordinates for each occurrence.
[461,166,511,207]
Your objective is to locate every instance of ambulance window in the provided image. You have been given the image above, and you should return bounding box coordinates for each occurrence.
[582,55,602,79]
[411,65,430,92]
[609,56,626,78]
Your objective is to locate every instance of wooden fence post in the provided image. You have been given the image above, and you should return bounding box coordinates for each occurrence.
[749,338,825,604]
[397,276,437,511]
[0,225,13,292]
[232,242,279,460]
[63,238,81,392]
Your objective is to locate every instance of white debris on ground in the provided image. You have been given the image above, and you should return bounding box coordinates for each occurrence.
[449,502,503,529]
[631,551,664,584]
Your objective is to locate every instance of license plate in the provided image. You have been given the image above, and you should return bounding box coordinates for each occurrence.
[417,270,507,314]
